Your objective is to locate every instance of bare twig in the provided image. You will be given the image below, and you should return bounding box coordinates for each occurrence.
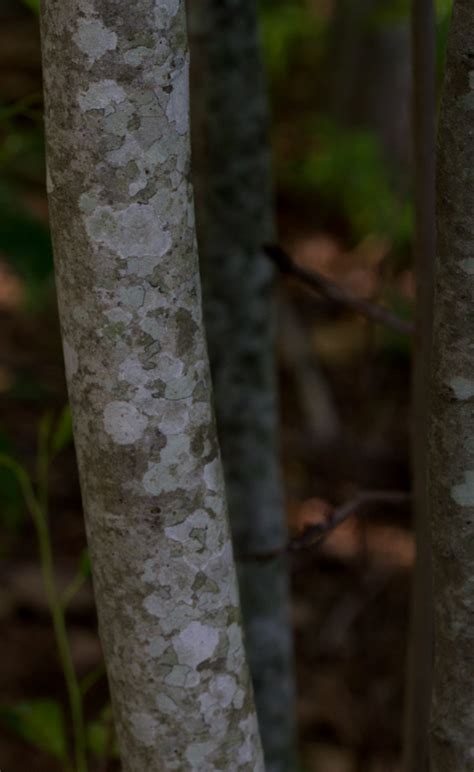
[264,243,414,336]
[289,489,410,551]
[237,489,411,563]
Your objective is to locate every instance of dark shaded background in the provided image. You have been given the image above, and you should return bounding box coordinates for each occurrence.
[0,0,451,769]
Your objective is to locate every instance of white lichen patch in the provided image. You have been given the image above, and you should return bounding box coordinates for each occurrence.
[164,665,200,688]
[118,354,150,387]
[166,58,190,136]
[130,712,157,747]
[62,339,79,378]
[449,376,474,400]
[207,674,239,709]
[460,257,474,274]
[226,623,245,675]
[148,636,169,658]
[172,621,220,669]
[46,165,54,194]
[103,100,135,137]
[156,399,189,437]
[155,692,178,716]
[165,510,211,550]
[185,740,216,767]
[238,714,261,766]
[124,46,153,66]
[144,594,197,634]
[78,79,126,112]
[156,354,184,380]
[154,0,180,27]
[204,458,221,492]
[78,191,100,215]
[142,434,196,494]
[105,306,132,325]
[197,679,233,735]
[451,470,474,506]
[103,401,148,444]
[84,203,172,262]
[164,372,196,400]
[73,18,117,62]
[119,285,145,310]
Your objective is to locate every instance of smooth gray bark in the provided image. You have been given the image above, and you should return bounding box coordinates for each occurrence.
[430,2,474,769]
[403,1,436,770]
[40,1,265,769]
[188,3,295,770]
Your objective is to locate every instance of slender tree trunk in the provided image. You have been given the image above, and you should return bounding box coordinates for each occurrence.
[188,3,295,770]
[430,2,474,769]
[403,0,436,770]
[329,0,412,164]
[40,1,264,769]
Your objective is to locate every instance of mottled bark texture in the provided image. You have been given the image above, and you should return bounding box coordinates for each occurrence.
[430,2,474,769]
[188,3,295,771]
[40,1,265,769]
[403,1,436,770]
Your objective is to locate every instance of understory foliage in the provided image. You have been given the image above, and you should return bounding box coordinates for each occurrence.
[0,409,117,770]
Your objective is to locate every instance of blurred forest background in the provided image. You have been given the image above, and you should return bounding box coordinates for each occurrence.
[0,0,451,770]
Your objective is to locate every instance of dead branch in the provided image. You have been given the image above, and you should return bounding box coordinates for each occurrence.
[237,489,411,563]
[264,243,414,336]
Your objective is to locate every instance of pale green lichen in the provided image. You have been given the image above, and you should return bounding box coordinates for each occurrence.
[451,470,474,506]
[172,621,220,668]
[449,376,474,400]
[460,257,474,274]
[103,401,148,445]
[78,79,126,112]
[129,712,157,747]
[73,18,117,62]
[62,339,78,379]
[84,202,172,262]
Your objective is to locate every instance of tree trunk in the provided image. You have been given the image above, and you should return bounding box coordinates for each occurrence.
[40,1,264,769]
[329,0,412,164]
[403,0,436,769]
[430,1,474,769]
[188,3,295,770]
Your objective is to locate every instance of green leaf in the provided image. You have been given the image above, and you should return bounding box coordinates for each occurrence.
[0,189,53,287]
[37,410,53,450]
[86,706,119,759]
[0,429,24,535]
[79,548,92,579]
[20,0,40,15]
[51,405,73,455]
[0,699,68,761]
[8,374,51,403]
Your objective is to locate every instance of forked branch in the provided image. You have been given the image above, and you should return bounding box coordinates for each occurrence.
[238,489,411,562]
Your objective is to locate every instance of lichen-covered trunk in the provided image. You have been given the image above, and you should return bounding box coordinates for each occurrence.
[403,1,436,769]
[40,1,264,769]
[430,2,474,769]
[188,3,295,770]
